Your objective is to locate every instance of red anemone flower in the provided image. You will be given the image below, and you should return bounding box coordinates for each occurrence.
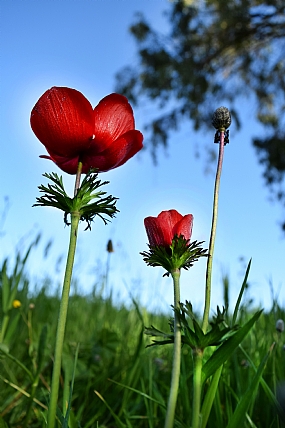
[144,210,193,247]
[30,87,143,174]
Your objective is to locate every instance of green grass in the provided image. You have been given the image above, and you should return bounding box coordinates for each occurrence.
[0,245,284,427]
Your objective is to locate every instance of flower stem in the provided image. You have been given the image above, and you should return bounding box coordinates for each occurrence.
[164,268,181,428]
[202,131,225,333]
[192,347,203,428]
[47,211,80,428]
[74,161,83,196]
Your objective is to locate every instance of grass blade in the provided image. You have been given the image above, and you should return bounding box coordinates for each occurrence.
[201,365,223,428]
[226,343,274,428]
[94,390,127,428]
[62,344,80,428]
[232,259,251,326]
[202,310,262,384]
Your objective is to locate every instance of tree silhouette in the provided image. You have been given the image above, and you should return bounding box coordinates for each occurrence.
[115,0,285,231]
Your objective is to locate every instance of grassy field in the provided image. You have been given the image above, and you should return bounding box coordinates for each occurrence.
[0,241,284,428]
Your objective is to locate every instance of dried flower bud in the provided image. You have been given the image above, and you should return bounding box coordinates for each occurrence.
[107,239,114,253]
[276,319,284,333]
[212,107,231,130]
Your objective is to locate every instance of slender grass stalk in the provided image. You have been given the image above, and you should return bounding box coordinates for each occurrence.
[202,131,225,333]
[164,268,181,428]
[192,347,204,428]
[47,162,82,428]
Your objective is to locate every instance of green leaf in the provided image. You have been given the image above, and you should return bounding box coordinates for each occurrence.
[177,304,234,349]
[94,390,127,428]
[0,345,33,381]
[108,378,166,407]
[239,344,285,417]
[144,325,174,348]
[193,318,205,343]
[179,310,199,348]
[226,344,274,428]
[201,365,223,428]
[232,259,251,326]
[36,324,48,375]
[0,416,9,428]
[1,260,9,313]
[63,344,80,428]
[3,311,21,344]
[202,309,263,384]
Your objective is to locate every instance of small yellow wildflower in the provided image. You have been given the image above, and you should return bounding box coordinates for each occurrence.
[12,300,21,308]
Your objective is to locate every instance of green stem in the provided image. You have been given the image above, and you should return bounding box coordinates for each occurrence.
[47,211,80,428]
[164,268,181,428]
[74,161,83,196]
[202,132,225,333]
[192,348,203,428]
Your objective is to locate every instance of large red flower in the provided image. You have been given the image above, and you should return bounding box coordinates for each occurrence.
[144,210,193,247]
[30,87,143,174]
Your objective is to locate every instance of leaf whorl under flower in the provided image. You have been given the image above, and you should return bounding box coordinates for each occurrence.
[34,169,118,228]
[141,235,208,275]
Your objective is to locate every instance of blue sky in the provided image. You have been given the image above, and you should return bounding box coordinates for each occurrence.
[1,0,284,314]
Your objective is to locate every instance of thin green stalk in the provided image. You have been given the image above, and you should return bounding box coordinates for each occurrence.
[74,161,83,196]
[47,162,83,428]
[192,348,204,428]
[164,268,181,428]
[202,132,225,333]
[47,211,80,428]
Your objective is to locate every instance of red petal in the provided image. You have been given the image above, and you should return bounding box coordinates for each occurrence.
[144,217,165,246]
[156,210,183,245]
[92,93,136,153]
[40,153,80,174]
[31,87,94,158]
[81,130,143,172]
[173,214,193,241]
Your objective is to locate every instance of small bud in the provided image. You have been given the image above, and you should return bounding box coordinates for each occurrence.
[29,303,35,310]
[212,107,231,131]
[107,239,114,253]
[276,319,284,333]
[12,300,21,309]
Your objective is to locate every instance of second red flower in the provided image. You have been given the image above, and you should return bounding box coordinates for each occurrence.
[144,210,193,247]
